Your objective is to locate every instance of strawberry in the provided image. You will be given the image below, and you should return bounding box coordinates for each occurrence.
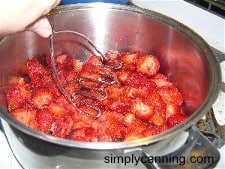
[167,113,188,128]
[158,86,183,105]
[109,98,131,114]
[118,71,131,84]
[29,119,39,130]
[7,84,32,110]
[105,117,125,141]
[52,115,74,138]
[65,70,78,83]
[76,102,101,117]
[136,55,160,77]
[10,108,36,126]
[55,55,75,72]
[106,85,124,99]
[144,92,166,125]
[131,98,154,121]
[127,86,149,99]
[81,61,101,75]
[118,52,138,64]
[79,71,103,88]
[46,54,70,68]
[32,88,53,108]
[49,55,83,73]
[56,54,70,64]
[70,128,98,142]
[56,96,69,105]
[151,114,165,126]
[8,76,27,86]
[145,91,166,115]
[118,52,138,70]
[69,129,87,141]
[166,103,180,119]
[72,59,83,72]
[98,135,114,142]
[105,52,118,60]
[56,69,69,87]
[27,58,52,86]
[97,111,126,141]
[27,58,47,74]
[73,121,91,130]
[48,103,66,117]
[86,55,102,65]
[84,127,98,138]
[118,71,157,89]
[64,81,80,96]
[106,87,129,108]
[6,52,189,142]
[124,133,143,141]
[152,73,167,80]
[144,124,166,136]
[125,118,149,140]
[36,108,54,133]
[150,73,172,88]
[124,113,135,126]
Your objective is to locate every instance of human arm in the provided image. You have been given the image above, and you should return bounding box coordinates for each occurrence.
[0,0,60,38]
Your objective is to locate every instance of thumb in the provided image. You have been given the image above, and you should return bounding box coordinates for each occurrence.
[27,16,52,38]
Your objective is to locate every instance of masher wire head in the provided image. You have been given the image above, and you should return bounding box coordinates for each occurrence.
[49,30,122,118]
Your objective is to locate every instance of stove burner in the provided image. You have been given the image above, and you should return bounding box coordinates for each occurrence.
[142,126,220,169]
[197,109,225,148]
[185,0,225,18]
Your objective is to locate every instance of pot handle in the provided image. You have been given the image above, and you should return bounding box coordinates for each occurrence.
[213,47,225,92]
[0,119,2,131]
[211,47,225,127]
[140,126,220,169]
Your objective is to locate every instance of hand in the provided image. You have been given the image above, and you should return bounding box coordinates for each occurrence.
[0,0,61,38]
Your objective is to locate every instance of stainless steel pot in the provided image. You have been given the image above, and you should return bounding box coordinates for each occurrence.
[0,3,222,169]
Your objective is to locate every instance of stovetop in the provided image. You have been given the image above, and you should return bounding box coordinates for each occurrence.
[185,0,225,19]
[0,0,225,168]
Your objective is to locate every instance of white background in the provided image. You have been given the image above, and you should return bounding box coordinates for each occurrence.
[0,0,225,168]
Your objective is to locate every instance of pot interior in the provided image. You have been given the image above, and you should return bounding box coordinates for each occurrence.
[0,4,220,148]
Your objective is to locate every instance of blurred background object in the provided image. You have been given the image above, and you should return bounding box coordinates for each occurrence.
[184,0,225,18]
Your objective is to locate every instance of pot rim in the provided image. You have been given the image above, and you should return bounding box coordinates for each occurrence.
[0,3,221,150]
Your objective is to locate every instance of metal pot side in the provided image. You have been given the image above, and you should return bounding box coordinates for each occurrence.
[0,3,221,150]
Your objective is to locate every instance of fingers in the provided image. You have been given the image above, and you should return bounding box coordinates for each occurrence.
[25,0,61,37]
[35,0,61,16]
[27,0,61,37]
[27,17,52,38]
[0,0,61,36]
[53,0,61,8]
